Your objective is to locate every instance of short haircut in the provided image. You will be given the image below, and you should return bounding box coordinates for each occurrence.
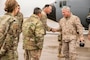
[61,6,71,12]
[33,7,42,15]
[43,4,51,9]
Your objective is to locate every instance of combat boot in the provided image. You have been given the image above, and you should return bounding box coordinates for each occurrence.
[57,54,65,58]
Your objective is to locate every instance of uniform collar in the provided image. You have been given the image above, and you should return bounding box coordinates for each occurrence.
[31,14,40,19]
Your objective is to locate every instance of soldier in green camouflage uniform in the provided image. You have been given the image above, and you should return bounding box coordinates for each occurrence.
[0,0,20,60]
[41,4,64,57]
[57,33,64,57]
[22,7,44,60]
[15,5,23,60]
[41,4,53,34]
[15,5,23,34]
[15,5,23,52]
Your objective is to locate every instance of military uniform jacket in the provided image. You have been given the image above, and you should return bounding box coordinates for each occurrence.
[59,14,83,42]
[15,12,23,33]
[22,14,44,50]
[40,11,51,34]
[0,14,19,51]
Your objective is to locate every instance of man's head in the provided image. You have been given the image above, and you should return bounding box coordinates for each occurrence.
[43,4,52,14]
[61,6,71,18]
[33,7,42,18]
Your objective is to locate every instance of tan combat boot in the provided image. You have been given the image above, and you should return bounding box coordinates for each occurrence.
[57,54,65,58]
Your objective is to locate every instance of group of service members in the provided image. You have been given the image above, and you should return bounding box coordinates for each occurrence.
[0,0,90,60]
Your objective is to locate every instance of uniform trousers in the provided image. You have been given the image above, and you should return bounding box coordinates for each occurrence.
[62,39,77,60]
[24,49,42,60]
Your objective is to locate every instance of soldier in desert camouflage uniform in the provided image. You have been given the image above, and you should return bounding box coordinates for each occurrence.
[55,6,84,60]
[0,0,19,60]
[22,7,44,60]
[15,4,23,60]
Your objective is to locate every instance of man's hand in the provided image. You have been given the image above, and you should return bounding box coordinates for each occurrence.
[51,28,57,32]
[79,37,84,42]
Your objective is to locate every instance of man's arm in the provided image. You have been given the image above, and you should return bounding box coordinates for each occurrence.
[74,16,84,41]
